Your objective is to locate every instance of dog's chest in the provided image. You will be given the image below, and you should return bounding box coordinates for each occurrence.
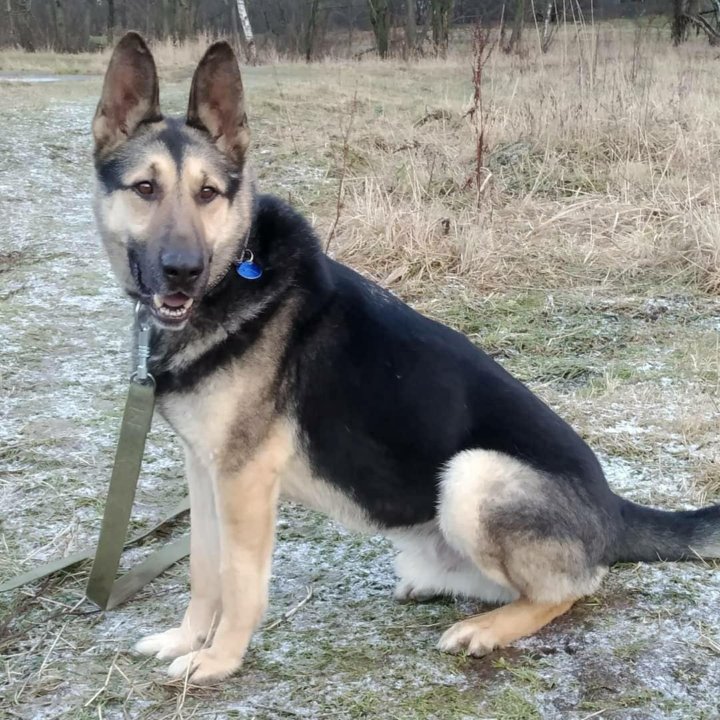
[158,368,263,468]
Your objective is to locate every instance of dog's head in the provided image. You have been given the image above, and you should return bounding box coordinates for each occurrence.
[92,32,253,329]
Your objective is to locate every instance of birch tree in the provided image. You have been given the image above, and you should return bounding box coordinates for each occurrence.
[236,0,257,65]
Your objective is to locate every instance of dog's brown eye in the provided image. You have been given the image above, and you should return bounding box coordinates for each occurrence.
[134,181,154,197]
[199,185,218,202]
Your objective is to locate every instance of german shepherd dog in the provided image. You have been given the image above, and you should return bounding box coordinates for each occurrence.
[93,33,720,684]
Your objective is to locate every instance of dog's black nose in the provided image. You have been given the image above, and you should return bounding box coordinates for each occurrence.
[160,248,204,285]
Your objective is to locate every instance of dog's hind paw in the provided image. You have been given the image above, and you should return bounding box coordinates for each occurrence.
[167,648,241,685]
[134,627,204,661]
[394,580,440,603]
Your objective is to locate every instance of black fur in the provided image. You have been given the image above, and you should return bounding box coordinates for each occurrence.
[149,194,720,561]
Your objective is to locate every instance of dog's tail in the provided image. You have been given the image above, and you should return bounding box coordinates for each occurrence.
[613,498,720,563]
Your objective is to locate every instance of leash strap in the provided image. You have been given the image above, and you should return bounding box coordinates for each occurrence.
[0,495,189,596]
[1,310,191,608]
[85,378,155,609]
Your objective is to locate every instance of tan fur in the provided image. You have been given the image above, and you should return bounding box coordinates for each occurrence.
[94,136,254,295]
[167,420,294,682]
[280,454,379,534]
[438,599,576,656]
[135,448,220,660]
[438,449,607,603]
[136,303,301,682]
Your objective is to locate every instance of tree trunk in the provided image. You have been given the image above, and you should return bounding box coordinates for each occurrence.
[508,0,525,52]
[83,0,94,50]
[368,0,391,59]
[11,0,35,51]
[431,0,452,58]
[176,0,188,41]
[107,0,115,45]
[499,2,507,50]
[5,0,16,45]
[405,0,416,58]
[236,0,257,64]
[672,0,701,44]
[177,0,196,41]
[54,0,68,52]
[304,0,321,62]
[541,0,554,52]
[160,0,170,40]
[227,0,241,50]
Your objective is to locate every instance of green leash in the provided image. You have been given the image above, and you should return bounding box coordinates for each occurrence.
[0,309,190,609]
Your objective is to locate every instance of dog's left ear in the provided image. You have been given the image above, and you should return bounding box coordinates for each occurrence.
[186,42,250,166]
[93,32,161,158]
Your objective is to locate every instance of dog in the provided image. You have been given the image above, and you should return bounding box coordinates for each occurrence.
[92,33,720,684]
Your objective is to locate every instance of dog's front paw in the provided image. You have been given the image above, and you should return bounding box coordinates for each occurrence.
[134,627,204,661]
[167,648,241,684]
[437,618,495,657]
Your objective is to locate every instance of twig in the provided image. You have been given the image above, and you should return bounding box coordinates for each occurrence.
[579,711,607,720]
[84,650,120,707]
[264,585,314,631]
[466,22,496,208]
[325,92,358,254]
[272,68,300,155]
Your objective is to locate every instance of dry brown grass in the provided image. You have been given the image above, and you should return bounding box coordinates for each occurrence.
[317,25,720,298]
[6,20,720,304]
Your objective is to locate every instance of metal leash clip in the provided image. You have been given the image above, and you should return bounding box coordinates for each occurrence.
[132,301,154,386]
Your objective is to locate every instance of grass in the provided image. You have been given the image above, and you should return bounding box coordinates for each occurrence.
[1,18,720,720]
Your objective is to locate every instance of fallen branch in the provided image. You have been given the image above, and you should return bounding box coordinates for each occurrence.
[264,585,314,631]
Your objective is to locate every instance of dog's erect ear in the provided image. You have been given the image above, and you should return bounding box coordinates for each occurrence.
[93,32,160,158]
[186,42,250,166]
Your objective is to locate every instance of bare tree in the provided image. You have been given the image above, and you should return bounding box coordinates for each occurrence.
[304,0,320,62]
[107,0,115,45]
[405,0,417,58]
[508,0,524,52]
[54,0,68,52]
[10,0,35,51]
[368,0,391,58]
[430,0,452,57]
[236,0,258,64]
[541,0,556,52]
[672,0,720,44]
[5,0,16,45]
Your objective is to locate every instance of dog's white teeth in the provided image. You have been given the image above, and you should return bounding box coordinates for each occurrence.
[158,306,186,318]
[151,295,193,320]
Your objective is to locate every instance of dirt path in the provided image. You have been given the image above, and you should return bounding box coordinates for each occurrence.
[1,74,719,720]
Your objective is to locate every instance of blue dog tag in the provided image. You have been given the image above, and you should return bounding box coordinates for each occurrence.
[236,250,263,280]
[236,260,263,280]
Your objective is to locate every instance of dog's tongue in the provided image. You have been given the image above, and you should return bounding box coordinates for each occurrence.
[162,293,189,308]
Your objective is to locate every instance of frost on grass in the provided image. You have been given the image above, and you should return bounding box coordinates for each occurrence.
[1,69,720,720]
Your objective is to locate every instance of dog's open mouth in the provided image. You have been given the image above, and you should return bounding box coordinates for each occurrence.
[151,293,194,325]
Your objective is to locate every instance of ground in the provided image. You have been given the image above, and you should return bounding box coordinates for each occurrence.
[2,24,720,720]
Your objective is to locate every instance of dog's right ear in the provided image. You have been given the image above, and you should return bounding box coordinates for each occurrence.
[92,32,161,158]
